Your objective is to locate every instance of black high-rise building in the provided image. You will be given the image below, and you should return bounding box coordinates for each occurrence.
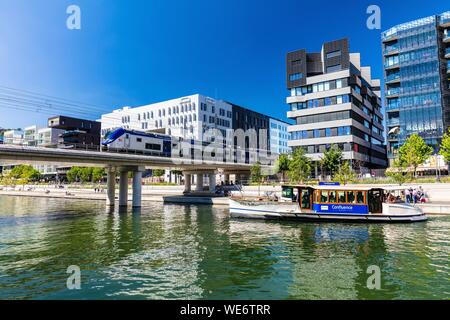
[286,38,387,176]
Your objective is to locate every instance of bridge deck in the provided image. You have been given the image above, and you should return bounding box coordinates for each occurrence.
[0,145,273,171]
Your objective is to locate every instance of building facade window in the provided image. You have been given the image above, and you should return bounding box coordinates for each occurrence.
[326,50,341,58]
[326,64,341,73]
[291,126,351,140]
[290,78,348,96]
[289,73,303,81]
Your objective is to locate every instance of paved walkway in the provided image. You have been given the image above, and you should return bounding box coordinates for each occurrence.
[1,188,449,214]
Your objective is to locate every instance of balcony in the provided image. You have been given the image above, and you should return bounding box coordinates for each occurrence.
[387,118,400,126]
[386,100,400,111]
[385,62,400,70]
[445,48,450,59]
[444,35,450,43]
[384,45,399,56]
[386,87,401,98]
[385,74,400,85]
[382,31,398,43]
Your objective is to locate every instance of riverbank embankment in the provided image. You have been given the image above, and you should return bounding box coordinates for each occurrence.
[1,183,450,214]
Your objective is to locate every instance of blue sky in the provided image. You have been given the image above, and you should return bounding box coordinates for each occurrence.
[0,0,448,128]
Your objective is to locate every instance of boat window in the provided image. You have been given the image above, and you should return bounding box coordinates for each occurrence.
[282,187,293,199]
[329,191,337,203]
[356,191,365,204]
[338,191,346,203]
[301,190,311,209]
[320,191,329,203]
[347,191,356,203]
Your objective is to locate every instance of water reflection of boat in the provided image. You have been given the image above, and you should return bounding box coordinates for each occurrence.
[229,185,427,223]
[228,219,369,244]
[313,226,369,243]
[228,218,288,237]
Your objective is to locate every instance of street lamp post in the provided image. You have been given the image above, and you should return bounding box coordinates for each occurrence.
[435,153,441,182]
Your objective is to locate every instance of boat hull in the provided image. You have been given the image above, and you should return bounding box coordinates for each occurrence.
[229,200,427,223]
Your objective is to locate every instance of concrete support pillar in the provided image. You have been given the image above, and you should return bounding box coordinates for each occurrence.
[132,170,143,208]
[119,170,128,206]
[195,173,203,192]
[106,168,116,206]
[209,174,216,193]
[184,173,192,193]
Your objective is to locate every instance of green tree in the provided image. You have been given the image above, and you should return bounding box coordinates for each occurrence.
[386,158,411,186]
[275,153,290,182]
[79,167,92,183]
[0,172,14,186]
[66,167,95,183]
[152,169,165,177]
[91,168,105,182]
[10,165,24,179]
[440,129,450,164]
[66,167,80,183]
[250,161,263,196]
[335,161,356,185]
[287,148,311,184]
[10,165,41,182]
[320,145,343,179]
[398,133,433,178]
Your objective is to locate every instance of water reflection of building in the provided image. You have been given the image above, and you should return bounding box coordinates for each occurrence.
[101,204,205,298]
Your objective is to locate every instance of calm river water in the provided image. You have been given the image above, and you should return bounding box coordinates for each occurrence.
[0,195,449,300]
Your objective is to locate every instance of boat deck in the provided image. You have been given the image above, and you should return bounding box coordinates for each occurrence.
[229,198,427,223]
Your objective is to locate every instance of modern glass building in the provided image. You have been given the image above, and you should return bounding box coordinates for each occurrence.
[382,12,450,161]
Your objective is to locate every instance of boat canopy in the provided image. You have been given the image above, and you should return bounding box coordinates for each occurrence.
[313,185,375,191]
[282,185,375,191]
[282,185,415,192]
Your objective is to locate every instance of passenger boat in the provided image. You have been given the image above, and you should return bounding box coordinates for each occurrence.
[229,184,427,223]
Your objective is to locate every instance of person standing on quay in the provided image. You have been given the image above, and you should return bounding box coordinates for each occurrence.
[405,188,411,204]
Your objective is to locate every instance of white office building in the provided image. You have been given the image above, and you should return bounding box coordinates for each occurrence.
[101,94,234,183]
[24,126,38,146]
[2,126,64,177]
[101,94,233,142]
[3,130,23,145]
[36,128,64,147]
[101,93,290,183]
[7,126,63,147]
